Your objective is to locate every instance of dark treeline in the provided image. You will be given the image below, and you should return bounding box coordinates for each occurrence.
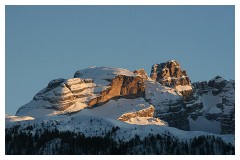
[5,126,234,155]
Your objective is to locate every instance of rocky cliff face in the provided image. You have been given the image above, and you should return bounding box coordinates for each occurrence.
[148,60,198,131]
[86,75,146,108]
[133,69,148,79]
[16,67,146,117]
[192,76,235,134]
[32,78,95,111]
[14,62,234,135]
[150,60,190,87]
[150,60,192,101]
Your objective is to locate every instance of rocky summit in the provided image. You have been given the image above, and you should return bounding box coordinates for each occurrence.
[13,61,235,134]
[6,60,235,155]
[150,60,193,101]
[150,60,190,87]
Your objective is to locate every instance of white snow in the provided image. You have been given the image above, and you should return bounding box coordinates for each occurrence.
[125,116,167,126]
[208,106,222,114]
[50,101,87,116]
[74,66,136,87]
[189,116,221,134]
[8,66,234,149]
[199,92,222,114]
[5,115,35,123]
[188,92,222,134]
[16,100,56,118]
[145,80,182,112]
[64,78,83,86]
[6,112,234,144]
[211,76,225,83]
[77,98,152,120]
[65,79,96,92]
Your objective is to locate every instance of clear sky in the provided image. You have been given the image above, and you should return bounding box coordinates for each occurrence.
[6,5,234,115]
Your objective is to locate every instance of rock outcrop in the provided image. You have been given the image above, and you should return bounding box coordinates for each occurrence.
[150,60,190,87]
[148,60,197,131]
[133,69,148,79]
[87,75,146,108]
[150,60,192,101]
[192,76,235,134]
[14,64,234,135]
[118,105,155,121]
[156,100,203,131]
[16,67,146,117]
[145,78,203,131]
[17,78,96,114]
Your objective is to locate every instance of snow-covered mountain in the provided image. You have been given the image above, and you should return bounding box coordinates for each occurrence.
[5,60,235,155]
[191,76,235,134]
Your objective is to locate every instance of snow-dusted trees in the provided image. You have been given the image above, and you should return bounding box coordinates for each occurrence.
[5,127,234,155]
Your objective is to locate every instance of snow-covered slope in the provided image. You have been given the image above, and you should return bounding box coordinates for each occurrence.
[14,65,194,129]
[11,65,235,134]
[145,79,182,113]
[6,62,235,155]
[16,67,140,118]
[5,112,234,145]
[191,76,235,134]
[78,98,152,119]
[74,66,136,87]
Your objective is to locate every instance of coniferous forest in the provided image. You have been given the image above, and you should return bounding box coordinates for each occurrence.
[5,126,234,155]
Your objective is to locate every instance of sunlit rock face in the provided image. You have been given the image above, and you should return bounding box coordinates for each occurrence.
[14,64,234,135]
[118,105,155,121]
[86,75,146,108]
[150,60,192,101]
[74,67,146,108]
[150,60,190,86]
[16,77,96,115]
[16,67,147,117]
[133,69,148,79]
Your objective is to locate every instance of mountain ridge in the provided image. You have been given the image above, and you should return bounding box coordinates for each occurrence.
[5,60,235,155]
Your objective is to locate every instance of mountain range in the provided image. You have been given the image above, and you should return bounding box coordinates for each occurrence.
[5,60,235,155]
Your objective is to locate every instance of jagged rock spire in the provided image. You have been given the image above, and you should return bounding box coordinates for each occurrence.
[150,60,190,87]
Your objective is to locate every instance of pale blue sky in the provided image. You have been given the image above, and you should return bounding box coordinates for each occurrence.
[6,6,234,115]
